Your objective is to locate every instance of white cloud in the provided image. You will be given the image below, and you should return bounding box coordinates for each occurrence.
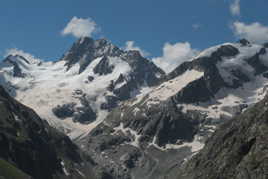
[192,23,202,30]
[62,17,97,38]
[152,42,198,73]
[5,48,42,64]
[232,21,268,44]
[123,41,150,57]
[230,0,240,16]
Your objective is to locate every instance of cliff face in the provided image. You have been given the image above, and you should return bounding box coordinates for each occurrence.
[177,94,268,179]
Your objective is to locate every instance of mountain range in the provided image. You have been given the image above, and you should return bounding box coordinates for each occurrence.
[0,37,267,179]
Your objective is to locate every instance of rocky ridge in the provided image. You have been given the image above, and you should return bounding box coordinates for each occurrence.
[83,40,268,179]
[177,91,268,179]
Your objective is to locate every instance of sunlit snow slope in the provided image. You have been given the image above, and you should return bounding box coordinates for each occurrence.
[0,37,164,140]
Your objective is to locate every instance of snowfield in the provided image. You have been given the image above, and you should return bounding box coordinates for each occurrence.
[1,41,268,147]
[131,69,204,106]
[0,55,132,139]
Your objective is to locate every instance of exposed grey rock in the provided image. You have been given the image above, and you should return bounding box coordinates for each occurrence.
[246,48,268,75]
[100,95,120,111]
[93,56,114,75]
[73,105,97,124]
[177,94,268,179]
[4,55,26,78]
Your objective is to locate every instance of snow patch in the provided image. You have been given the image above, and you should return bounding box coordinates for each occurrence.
[13,113,20,121]
[61,161,70,176]
[76,169,86,178]
[133,107,140,116]
[113,123,142,148]
[149,135,204,153]
[143,69,204,104]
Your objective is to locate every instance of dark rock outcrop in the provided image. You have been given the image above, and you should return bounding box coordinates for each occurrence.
[3,55,26,78]
[93,56,114,75]
[239,39,250,46]
[73,105,97,124]
[52,103,76,119]
[0,86,97,179]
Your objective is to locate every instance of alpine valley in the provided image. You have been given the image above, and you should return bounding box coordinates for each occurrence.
[0,37,268,179]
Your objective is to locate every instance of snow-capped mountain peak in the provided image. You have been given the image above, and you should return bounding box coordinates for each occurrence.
[61,37,123,73]
[5,48,42,65]
[0,37,164,140]
[1,39,268,179]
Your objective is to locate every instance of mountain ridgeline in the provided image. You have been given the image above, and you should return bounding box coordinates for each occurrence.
[0,38,268,179]
[82,40,268,179]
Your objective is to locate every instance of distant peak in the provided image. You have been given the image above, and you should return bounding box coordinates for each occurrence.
[126,50,142,58]
[62,37,123,73]
[96,38,110,43]
[4,54,30,64]
[238,38,250,46]
[77,36,94,45]
[4,49,42,64]
[74,37,114,50]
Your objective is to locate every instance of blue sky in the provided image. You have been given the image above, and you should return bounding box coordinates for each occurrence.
[1,0,268,64]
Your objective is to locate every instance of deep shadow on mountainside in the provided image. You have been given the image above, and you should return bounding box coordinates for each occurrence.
[177,93,268,179]
[0,86,100,179]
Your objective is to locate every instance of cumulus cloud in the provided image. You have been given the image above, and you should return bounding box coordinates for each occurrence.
[123,41,150,57]
[230,0,240,16]
[152,42,198,73]
[62,17,97,38]
[232,21,268,44]
[5,48,42,63]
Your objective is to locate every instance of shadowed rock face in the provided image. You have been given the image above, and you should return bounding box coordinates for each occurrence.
[61,37,123,73]
[52,94,97,124]
[3,55,27,78]
[52,103,76,119]
[93,56,115,75]
[0,86,97,179]
[177,94,268,179]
